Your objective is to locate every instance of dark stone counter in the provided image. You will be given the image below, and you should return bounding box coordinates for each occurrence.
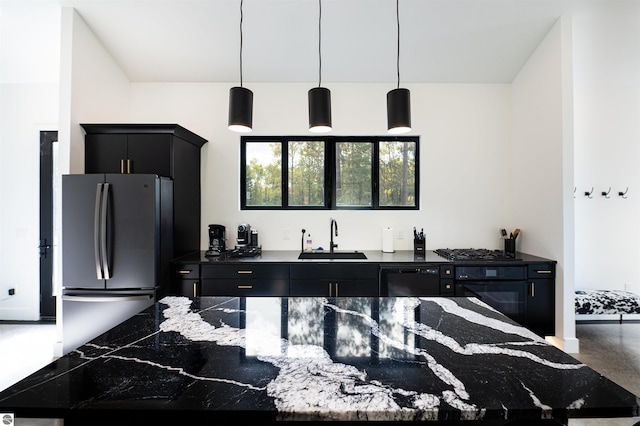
[177,249,555,264]
[0,297,637,425]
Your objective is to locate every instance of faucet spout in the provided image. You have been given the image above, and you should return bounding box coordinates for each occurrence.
[330,218,338,253]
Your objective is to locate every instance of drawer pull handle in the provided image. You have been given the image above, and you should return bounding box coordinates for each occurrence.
[177,270,192,274]
[237,270,253,274]
[535,270,552,274]
[237,285,253,289]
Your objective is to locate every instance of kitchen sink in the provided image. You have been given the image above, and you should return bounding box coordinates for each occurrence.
[298,251,367,260]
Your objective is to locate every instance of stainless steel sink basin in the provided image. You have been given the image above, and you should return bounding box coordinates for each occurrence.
[298,251,367,260]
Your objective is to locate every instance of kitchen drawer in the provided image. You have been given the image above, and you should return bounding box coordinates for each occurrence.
[290,264,378,280]
[527,264,555,279]
[201,264,289,280]
[290,279,378,297]
[201,278,288,297]
[172,263,199,279]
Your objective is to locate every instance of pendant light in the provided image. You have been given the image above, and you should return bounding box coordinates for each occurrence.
[387,0,411,134]
[228,0,253,133]
[308,0,332,133]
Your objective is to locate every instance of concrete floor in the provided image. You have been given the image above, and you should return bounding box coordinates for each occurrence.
[569,322,640,426]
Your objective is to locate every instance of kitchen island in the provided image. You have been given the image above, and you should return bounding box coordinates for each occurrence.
[0,296,638,425]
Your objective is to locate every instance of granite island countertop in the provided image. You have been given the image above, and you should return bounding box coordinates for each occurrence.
[0,296,637,425]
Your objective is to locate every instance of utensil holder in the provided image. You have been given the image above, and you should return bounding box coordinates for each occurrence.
[414,240,425,254]
[504,238,516,255]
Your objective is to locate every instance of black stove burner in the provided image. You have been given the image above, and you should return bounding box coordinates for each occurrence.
[434,248,519,261]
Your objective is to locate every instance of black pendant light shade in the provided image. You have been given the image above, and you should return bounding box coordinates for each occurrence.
[228,86,253,133]
[387,87,411,134]
[309,87,332,133]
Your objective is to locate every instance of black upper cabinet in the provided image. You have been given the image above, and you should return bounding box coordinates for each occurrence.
[81,124,207,257]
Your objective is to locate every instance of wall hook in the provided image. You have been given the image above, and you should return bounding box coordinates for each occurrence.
[573,187,577,198]
[601,187,611,199]
[584,187,594,198]
[618,187,629,199]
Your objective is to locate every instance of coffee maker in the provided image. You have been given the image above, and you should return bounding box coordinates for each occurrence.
[205,224,226,256]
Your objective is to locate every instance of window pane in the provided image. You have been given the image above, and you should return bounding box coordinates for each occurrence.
[288,141,325,206]
[336,142,372,207]
[379,140,416,207]
[245,142,282,206]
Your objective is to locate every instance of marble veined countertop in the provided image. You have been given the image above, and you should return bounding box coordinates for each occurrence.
[0,296,638,425]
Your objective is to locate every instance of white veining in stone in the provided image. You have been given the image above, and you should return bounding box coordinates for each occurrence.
[521,381,553,419]
[154,296,589,421]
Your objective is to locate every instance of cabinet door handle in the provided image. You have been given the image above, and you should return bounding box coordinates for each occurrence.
[529,282,535,297]
[237,285,253,289]
[120,159,125,174]
[335,282,339,297]
[193,282,197,298]
[127,159,132,174]
[177,269,192,275]
[535,270,552,274]
[328,283,332,297]
[237,270,253,274]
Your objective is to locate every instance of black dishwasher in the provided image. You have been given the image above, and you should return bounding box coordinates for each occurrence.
[380,265,443,296]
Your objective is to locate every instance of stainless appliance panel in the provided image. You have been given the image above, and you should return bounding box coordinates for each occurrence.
[61,290,154,355]
[380,266,440,296]
[106,174,160,290]
[62,174,107,290]
[456,281,527,323]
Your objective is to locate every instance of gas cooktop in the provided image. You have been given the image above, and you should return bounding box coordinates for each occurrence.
[434,248,520,261]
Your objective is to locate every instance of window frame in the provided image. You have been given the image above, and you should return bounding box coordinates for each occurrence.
[240,135,419,211]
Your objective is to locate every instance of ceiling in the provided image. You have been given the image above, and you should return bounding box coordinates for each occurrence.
[24,0,614,84]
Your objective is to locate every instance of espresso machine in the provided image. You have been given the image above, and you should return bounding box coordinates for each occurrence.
[205,224,226,257]
[229,223,261,257]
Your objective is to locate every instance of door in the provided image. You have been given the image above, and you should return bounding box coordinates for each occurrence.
[127,134,172,176]
[39,131,57,319]
[62,174,107,290]
[85,134,128,173]
[105,174,160,290]
[456,281,527,325]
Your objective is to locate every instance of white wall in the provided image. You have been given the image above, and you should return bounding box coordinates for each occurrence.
[0,2,60,320]
[511,18,576,352]
[129,82,512,253]
[573,3,640,297]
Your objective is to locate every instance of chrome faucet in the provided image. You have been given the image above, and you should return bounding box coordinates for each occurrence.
[330,218,338,253]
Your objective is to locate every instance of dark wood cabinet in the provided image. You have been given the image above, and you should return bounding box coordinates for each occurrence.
[201,264,289,297]
[289,264,379,297]
[526,263,556,336]
[82,124,207,256]
[171,263,200,297]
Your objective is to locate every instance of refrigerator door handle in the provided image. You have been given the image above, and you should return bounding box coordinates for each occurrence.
[94,183,104,280]
[62,294,153,303]
[101,182,111,279]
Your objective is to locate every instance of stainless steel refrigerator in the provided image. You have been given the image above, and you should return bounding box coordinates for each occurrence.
[61,173,173,354]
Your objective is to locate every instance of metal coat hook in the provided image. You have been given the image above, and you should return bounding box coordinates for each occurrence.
[618,187,629,199]
[584,187,594,198]
[601,187,611,199]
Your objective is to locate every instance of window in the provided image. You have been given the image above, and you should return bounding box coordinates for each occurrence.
[241,136,419,210]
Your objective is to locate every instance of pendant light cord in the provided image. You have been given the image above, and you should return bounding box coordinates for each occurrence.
[395,0,400,89]
[318,0,322,88]
[240,0,244,87]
